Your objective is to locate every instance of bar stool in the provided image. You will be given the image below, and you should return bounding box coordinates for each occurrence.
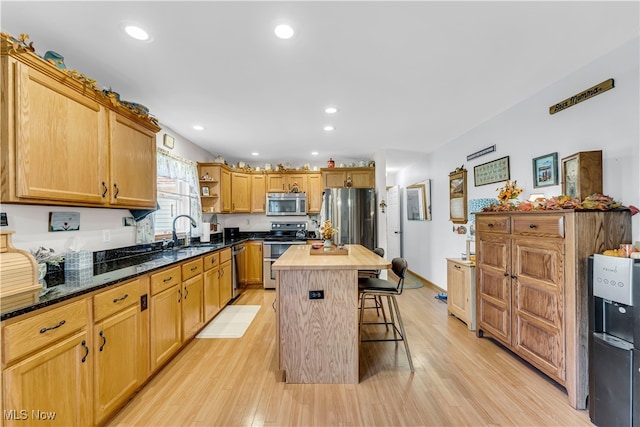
[358,248,386,320]
[359,257,414,372]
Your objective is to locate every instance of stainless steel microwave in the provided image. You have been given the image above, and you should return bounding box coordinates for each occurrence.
[266,193,307,216]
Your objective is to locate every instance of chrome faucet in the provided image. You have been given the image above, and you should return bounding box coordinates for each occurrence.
[172,215,197,247]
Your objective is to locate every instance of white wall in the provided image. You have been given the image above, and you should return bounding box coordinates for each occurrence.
[396,37,640,290]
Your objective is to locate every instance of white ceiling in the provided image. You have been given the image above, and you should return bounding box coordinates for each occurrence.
[2,1,638,170]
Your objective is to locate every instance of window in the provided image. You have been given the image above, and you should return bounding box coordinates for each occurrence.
[154,149,202,238]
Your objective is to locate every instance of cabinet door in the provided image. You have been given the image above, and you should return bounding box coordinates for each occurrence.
[3,331,91,427]
[447,260,467,320]
[231,172,251,213]
[220,168,232,213]
[109,112,157,208]
[219,260,232,306]
[477,234,511,344]
[203,266,221,322]
[266,174,286,192]
[182,274,204,340]
[93,305,139,424]
[287,174,307,193]
[246,241,263,284]
[150,284,182,371]
[251,175,266,213]
[351,170,375,188]
[12,62,108,204]
[307,173,323,213]
[323,170,347,188]
[511,237,565,380]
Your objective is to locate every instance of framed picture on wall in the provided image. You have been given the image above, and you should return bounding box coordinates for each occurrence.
[449,169,467,224]
[532,152,558,187]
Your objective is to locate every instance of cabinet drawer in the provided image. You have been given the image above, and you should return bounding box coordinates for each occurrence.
[512,215,565,238]
[182,258,203,281]
[203,253,219,271]
[3,299,87,363]
[150,266,181,295]
[476,216,510,234]
[93,279,140,322]
[219,248,232,264]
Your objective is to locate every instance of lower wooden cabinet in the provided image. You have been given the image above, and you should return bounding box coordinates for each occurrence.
[246,241,263,284]
[150,267,182,372]
[92,278,143,424]
[2,299,92,427]
[203,252,222,322]
[181,274,204,341]
[446,258,476,331]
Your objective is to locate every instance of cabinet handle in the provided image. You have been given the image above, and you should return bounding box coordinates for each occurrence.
[454,265,461,269]
[220,268,224,277]
[504,272,509,277]
[529,224,537,229]
[99,330,106,352]
[81,340,89,363]
[511,275,517,279]
[39,320,66,334]
[178,289,182,302]
[488,223,494,228]
[113,294,129,303]
[163,276,173,283]
[184,286,189,299]
[101,181,108,198]
[113,183,120,198]
[191,266,198,272]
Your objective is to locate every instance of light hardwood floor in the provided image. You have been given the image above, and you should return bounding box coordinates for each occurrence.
[106,283,592,427]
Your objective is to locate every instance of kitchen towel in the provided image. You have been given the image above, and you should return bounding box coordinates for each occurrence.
[201,223,210,242]
[196,305,260,338]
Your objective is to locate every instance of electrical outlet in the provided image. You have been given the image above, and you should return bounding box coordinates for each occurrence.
[140,294,148,311]
[309,290,324,300]
[102,229,111,242]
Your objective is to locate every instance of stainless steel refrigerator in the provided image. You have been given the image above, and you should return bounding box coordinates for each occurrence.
[321,188,376,250]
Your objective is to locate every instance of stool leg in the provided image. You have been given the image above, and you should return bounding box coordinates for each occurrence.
[390,296,414,373]
[386,296,398,340]
[376,296,389,329]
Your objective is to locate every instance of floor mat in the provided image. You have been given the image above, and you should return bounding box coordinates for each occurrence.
[196,305,260,338]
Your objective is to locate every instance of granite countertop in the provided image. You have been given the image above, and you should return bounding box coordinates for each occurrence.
[1,237,258,321]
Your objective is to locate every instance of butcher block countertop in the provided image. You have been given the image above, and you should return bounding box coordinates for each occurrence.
[272,244,390,271]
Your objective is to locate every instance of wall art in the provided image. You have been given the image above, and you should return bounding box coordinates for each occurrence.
[532,152,558,188]
[49,212,80,232]
[473,156,510,186]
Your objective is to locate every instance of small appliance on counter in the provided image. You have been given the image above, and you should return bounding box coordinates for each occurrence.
[224,227,240,240]
[588,254,639,427]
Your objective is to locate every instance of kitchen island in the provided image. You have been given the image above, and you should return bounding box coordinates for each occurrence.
[272,244,390,384]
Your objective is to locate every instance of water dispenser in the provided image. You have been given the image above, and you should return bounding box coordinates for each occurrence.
[588,254,640,426]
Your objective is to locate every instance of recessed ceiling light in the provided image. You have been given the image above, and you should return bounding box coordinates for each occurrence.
[251,152,259,156]
[324,126,334,132]
[311,151,319,156]
[124,25,149,41]
[193,125,204,131]
[325,107,338,114]
[274,24,294,39]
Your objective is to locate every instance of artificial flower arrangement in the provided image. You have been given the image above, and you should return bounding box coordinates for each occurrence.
[319,220,338,242]
[497,180,524,203]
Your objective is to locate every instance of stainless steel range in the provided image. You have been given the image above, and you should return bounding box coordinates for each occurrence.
[263,221,307,289]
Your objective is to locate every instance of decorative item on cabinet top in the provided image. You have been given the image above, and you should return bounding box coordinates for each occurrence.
[1,32,159,127]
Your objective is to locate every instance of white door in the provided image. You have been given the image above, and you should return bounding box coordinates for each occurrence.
[386,185,401,260]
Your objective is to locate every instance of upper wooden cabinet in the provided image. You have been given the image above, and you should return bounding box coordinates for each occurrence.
[231,172,251,213]
[306,173,323,213]
[251,174,266,213]
[108,112,157,208]
[0,39,160,209]
[321,167,375,188]
[197,163,232,214]
[266,173,307,193]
